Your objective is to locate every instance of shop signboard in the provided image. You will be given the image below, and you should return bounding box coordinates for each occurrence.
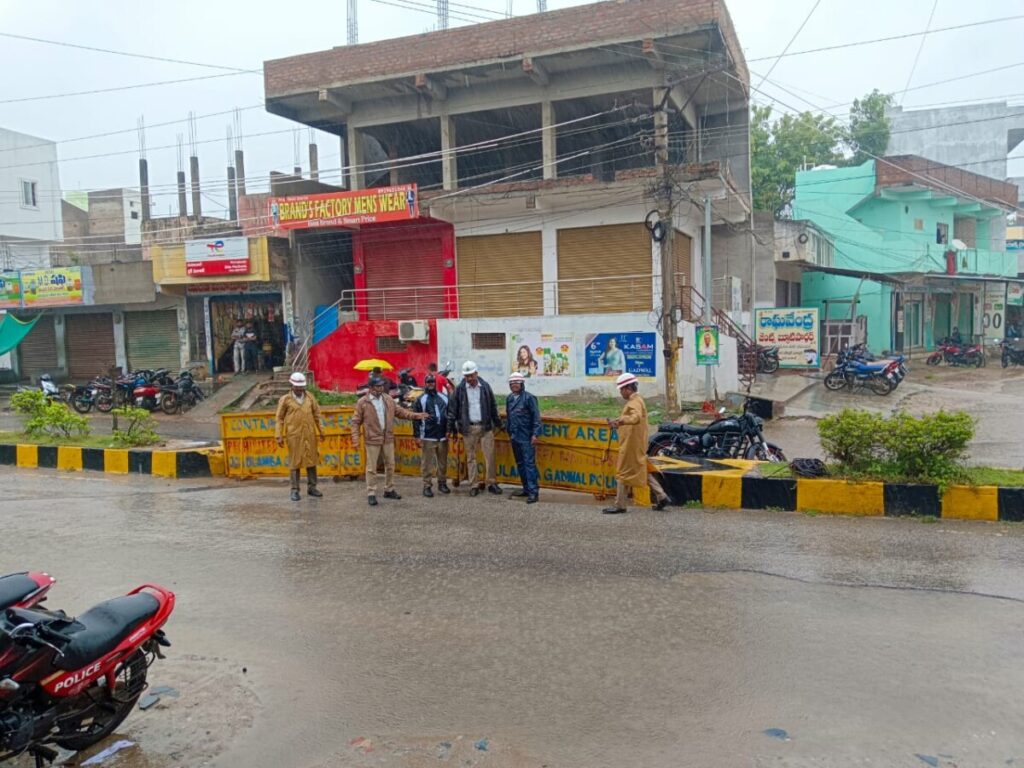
[584,332,656,378]
[695,325,720,366]
[185,236,250,276]
[185,281,280,295]
[754,307,820,368]
[21,268,83,307]
[983,281,1007,342]
[510,332,574,377]
[269,184,418,230]
[0,274,21,309]
[1008,282,1024,307]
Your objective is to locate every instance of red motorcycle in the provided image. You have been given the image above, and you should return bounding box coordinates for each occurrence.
[0,584,175,766]
[0,574,55,613]
[926,337,985,368]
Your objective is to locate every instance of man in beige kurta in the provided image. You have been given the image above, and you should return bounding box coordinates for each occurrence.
[603,373,669,514]
[275,372,325,502]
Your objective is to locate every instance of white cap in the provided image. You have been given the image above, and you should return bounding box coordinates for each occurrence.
[508,372,525,383]
[615,372,638,389]
[462,360,479,375]
[289,372,307,387]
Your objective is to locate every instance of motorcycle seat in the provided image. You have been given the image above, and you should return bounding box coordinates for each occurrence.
[0,573,39,610]
[55,593,160,671]
[657,422,706,435]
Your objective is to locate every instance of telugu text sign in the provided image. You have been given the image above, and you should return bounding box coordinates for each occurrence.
[269,185,419,231]
[21,268,83,307]
[185,237,250,276]
[754,308,820,368]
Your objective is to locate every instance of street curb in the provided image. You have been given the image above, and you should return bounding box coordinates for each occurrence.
[658,472,1019,521]
[0,443,225,479]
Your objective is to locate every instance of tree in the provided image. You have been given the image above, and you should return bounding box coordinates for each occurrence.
[847,89,896,165]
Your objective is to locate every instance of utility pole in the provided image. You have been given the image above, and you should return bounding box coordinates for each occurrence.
[703,196,713,401]
[654,89,679,417]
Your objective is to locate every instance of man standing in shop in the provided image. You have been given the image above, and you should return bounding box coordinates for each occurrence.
[352,376,427,506]
[275,372,325,502]
[413,373,451,498]
[505,372,541,504]
[243,322,260,373]
[447,361,503,497]
[231,320,247,373]
[602,373,670,514]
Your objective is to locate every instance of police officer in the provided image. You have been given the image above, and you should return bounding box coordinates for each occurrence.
[505,372,541,503]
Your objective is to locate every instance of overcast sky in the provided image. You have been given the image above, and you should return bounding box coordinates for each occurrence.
[0,0,1022,218]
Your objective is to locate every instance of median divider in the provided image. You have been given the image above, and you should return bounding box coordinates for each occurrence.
[0,442,223,479]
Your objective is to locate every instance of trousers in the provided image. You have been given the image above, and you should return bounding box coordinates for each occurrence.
[365,442,395,496]
[615,474,667,509]
[463,425,496,486]
[420,439,448,486]
[511,440,539,496]
[233,342,245,372]
[289,466,318,491]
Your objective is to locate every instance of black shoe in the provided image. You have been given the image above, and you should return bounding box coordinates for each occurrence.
[510,490,528,498]
[487,484,503,495]
[423,487,434,498]
[469,487,480,497]
[437,482,451,494]
[368,495,378,507]
[526,495,539,504]
[308,488,323,498]
[290,490,300,502]
[383,490,401,500]
[652,496,668,511]
[602,507,627,514]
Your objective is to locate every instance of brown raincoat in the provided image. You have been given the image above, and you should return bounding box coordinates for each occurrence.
[275,392,324,470]
[614,392,649,488]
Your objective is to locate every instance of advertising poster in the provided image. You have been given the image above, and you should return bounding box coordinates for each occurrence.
[21,268,83,307]
[269,184,418,230]
[185,237,251,276]
[983,282,1007,342]
[510,333,574,377]
[695,325,720,366]
[754,308,820,368]
[1008,283,1024,307]
[0,274,21,309]
[585,332,656,378]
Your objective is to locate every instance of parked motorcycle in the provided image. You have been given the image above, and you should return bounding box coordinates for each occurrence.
[647,398,786,462]
[68,376,115,415]
[0,573,55,613]
[926,337,985,368]
[0,583,174,765]
[755,345,780,374]
[160,371,206,415]
[1000,338,1024,368]
[844,343,908,387]
[130,369,174,412]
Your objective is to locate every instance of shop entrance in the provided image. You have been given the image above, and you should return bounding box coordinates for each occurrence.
[210,294,285,373]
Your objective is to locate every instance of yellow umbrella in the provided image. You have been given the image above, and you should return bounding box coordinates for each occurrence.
[354,358,394,372]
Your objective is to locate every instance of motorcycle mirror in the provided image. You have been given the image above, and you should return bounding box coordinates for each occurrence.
[718,407,727,415]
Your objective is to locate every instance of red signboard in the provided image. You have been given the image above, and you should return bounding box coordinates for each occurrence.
[269,185,418,231]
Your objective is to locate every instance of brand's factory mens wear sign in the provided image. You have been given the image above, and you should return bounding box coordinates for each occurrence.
[754,308,820,368]
[269,185,419,230]
[185,237,251,276]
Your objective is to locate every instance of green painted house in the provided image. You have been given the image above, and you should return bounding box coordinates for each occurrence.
[786,156,1020,354]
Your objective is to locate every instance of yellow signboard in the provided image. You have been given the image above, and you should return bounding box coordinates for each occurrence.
[21,268,84,307]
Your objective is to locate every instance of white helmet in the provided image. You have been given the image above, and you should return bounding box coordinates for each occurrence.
[289,372,307,387]
[508,372,525,384]
[616,372,638,389]
[461,360,479,375]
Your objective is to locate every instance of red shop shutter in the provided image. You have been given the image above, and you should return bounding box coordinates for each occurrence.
[363,232,445,320]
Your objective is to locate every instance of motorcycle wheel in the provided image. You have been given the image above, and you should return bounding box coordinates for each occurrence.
[823,371,847,391]
[95,393,114,413]
[71,395,93,414]
[926,355,940,366]
[647,436,675,457]
[869,377,894,396]
[971,353,984,368]
[161,392,180,415]
[746,442,786,462]
[761,357,779,374]
[1003,352,1010,369]
[54,649,148,751]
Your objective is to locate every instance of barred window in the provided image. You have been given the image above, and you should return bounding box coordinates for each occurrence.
[376,336,406,353]
[472,332,506,350]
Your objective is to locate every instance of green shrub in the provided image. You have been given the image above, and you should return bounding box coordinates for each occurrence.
[12,389,91,440]
[817,409,885,472]
[111,406,159,447]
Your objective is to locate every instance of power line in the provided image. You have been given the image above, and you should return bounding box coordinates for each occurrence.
[0,71,255,105]
[753,0,822,96]
[899,0,940,105]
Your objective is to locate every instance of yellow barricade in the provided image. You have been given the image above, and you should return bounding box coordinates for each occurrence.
[221,407,624,497]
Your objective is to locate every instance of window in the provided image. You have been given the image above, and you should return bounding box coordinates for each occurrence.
[130,211,139,220]
[471,332,506,350]
[936,222,949,245]
[375,336,406,353]
[20,180,38,208]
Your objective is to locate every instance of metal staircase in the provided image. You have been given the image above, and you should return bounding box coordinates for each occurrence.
[680,285,757,390]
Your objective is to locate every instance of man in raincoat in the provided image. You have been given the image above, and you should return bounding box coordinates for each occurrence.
[603,373,669,514]
[505,372,541,503]
[275,372,325,502]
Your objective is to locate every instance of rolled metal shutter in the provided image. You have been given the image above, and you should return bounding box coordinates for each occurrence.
[456,232,543,317]
[16,315,57,380]
[673,230,692,289]
[65,313,116,380]
[557,224,652,315]
[363,230,444,320]
[126,310,181,372]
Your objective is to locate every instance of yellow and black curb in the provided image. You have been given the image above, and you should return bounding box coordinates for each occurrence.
[0,443,225,479]
[654,460,1024,522]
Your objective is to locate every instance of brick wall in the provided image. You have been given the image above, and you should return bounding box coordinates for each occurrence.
[877,155,1019,208]
[265,0,746,95]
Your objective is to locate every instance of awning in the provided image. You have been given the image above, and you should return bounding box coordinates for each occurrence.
[0,313,41,355]
[793,262,906,285]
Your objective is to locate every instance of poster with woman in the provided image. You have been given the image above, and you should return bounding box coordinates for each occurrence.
[510,333,574,377]
[584,332,656,378]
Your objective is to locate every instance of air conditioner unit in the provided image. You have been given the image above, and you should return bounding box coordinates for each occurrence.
[398,320,430,342]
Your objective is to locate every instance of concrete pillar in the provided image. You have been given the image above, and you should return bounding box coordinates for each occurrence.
[309,143,320,182]
[653,88,669,166]
[541,101,556,180]
[441,115,457,191]
[347,125,364,190]
[138,159,150,223]
[54,314,67,378]
[189,156,202,220]
[388,145,400,186]
[339,135,348,189]
[541,223,558,315]
[227,167,238,223]
[176,171,188,218]
[234,149,246,197]
[112,311,127,371]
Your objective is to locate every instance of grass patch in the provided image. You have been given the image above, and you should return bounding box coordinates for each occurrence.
[0,430,121,449]
[962,466,1024,487]
[309,387,358,406]
[682,499,703,509]
[758,463,794,479]
[751,461,1024,488]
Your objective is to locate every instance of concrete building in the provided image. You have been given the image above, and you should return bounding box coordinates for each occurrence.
[262,0,751,397]
[0,127,62,270]
[54,188,143,266]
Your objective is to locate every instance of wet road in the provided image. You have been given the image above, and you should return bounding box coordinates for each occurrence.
[5,470,1024,768]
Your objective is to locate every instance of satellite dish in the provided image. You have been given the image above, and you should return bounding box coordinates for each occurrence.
[951,238,968,251]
